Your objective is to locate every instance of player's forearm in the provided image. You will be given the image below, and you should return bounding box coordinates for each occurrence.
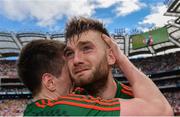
[117,54,164,100]
[116,54,173,115]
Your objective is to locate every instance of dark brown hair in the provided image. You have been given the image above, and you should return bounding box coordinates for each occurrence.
[17,40,65,96]
[65,17,110,43]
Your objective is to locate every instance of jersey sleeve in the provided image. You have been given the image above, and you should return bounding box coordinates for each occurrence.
[24,94,120,116]
[119,83,134,99]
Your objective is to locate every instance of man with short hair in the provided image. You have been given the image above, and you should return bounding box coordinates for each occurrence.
[64,17,173,116]
[64,17,133,99]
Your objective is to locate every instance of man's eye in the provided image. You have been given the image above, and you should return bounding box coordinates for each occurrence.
[82,46,92,52]
[64,51,74,59]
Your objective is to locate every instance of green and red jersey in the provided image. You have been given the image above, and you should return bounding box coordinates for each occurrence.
[75,79,134,99]
[24,94,120,116]
[114,79,133,99]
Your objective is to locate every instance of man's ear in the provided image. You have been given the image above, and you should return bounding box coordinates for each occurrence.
[106,49,116,65]
[42,73,56,92]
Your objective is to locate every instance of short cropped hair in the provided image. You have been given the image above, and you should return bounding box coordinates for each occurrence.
[17,40,65,96]
[65,17,110,42]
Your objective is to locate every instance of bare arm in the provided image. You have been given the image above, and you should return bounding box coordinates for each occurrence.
[102,34,173,116]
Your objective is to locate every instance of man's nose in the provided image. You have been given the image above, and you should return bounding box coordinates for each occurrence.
[73,52,84,66]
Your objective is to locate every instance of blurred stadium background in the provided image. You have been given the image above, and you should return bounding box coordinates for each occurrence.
[0,0,180,116]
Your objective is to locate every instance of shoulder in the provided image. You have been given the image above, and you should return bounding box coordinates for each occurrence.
[24,100,68,116]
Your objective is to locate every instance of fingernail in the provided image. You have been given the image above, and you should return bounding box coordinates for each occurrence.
[102,34,107,39]
[101,34,105,39]
[102,34,106,37]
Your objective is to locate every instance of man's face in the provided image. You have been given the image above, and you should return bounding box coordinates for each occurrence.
[64,30,110,87]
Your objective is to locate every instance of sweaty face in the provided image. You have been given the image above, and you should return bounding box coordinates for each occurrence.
[64,30,110,87]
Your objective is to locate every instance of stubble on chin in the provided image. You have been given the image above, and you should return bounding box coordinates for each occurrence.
[80,59,109,95]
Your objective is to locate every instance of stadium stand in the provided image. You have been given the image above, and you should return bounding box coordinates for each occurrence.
[0,60,17,78]
[0,99,31,116]
[0,0,180,116]
[0,51,179,115]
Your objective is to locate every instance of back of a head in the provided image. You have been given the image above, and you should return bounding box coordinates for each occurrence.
[65,17,110,43]
[17,39,65,96]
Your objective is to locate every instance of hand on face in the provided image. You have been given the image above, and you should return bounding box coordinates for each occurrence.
[101,34,125,64]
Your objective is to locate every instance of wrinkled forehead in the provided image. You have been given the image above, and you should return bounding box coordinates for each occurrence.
[66,30,106,49]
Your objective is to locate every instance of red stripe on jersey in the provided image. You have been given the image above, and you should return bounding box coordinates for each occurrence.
[35,102,45,108]
[47,100,120,111]
[87,95,119,103]
[56,94,119,103]
[121,89,133,96]
[41,99,46,105]
[121,83,132,91]
[58,96,119,106]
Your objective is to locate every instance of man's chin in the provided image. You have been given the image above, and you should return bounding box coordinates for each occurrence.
[72,71,94,86]
[74,77,93,87]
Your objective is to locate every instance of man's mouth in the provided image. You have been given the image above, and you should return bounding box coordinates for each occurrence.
[74,68,89,75]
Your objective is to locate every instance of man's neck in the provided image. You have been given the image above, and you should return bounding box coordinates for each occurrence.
[33,93,57,101]
[84,73,117,99]
[33,90,70,101]
[96,75,117,99]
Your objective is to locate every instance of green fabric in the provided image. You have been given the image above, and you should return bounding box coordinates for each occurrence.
[24,95,120,116]
[114,79,133,99]
[74,79,134,99]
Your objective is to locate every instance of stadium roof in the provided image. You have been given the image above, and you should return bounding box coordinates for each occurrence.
[0,32,65,57]
[164,0,180,17]
[164,0,180,27]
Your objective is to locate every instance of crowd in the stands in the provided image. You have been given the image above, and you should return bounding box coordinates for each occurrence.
[0,99,31,116]
[163,91,180,115]
[131,52,180,74]
[0,60,17,78]
[113,51,180,74]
